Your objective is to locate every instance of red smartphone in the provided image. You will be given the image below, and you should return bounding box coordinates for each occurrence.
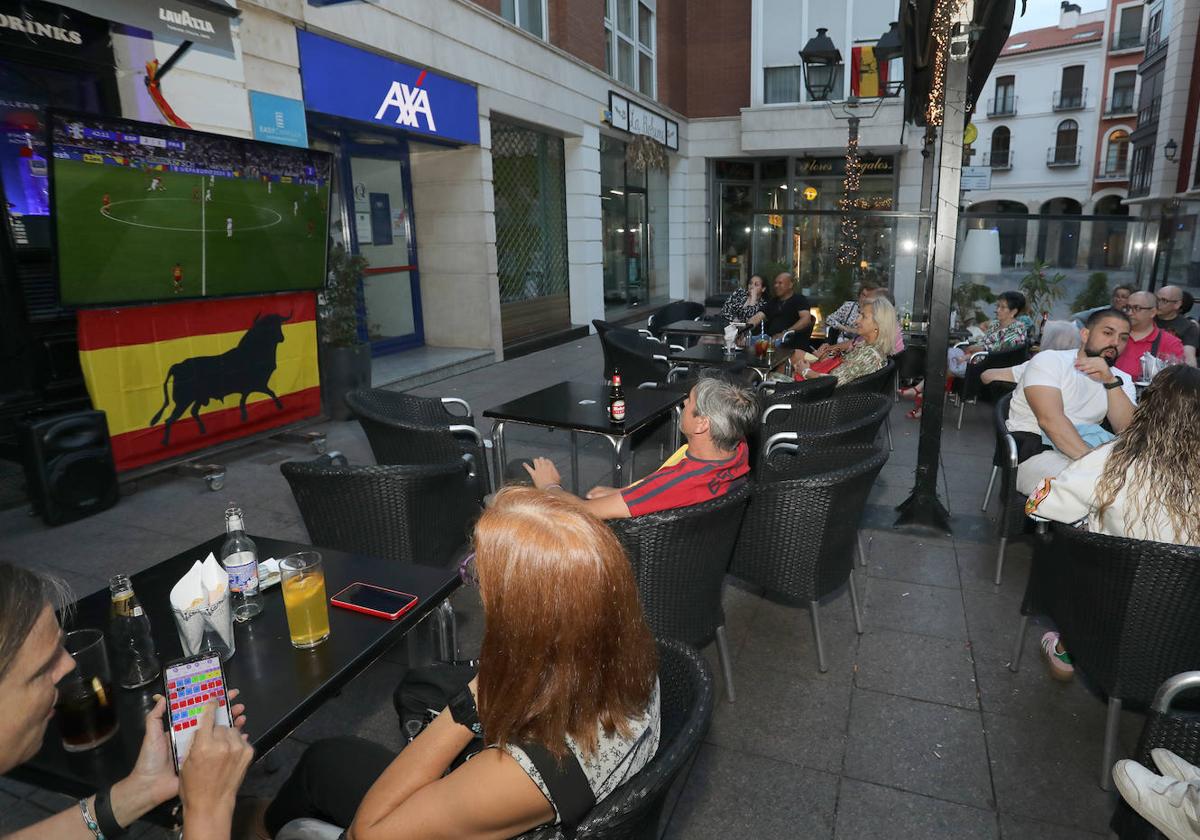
[330,582,419,620]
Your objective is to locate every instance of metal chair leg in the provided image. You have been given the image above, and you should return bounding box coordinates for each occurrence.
[809,601,828,673]
[885,416,893,451]
[1009,614,1029,672]
[981,465,998,512]
[435,600,458,662]
[856,534,867,568]
[957,398,965,430]
[848,571,864,635]
[994,536,1008,586]
[1101,697,1123,790]
[714,625,736,703]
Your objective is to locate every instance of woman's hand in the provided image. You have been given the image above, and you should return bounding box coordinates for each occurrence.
[179,702,254,837]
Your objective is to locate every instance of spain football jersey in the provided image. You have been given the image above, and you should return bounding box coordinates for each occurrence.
[620,441,749,518]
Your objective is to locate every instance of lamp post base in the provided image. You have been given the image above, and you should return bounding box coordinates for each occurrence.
[894,489,952,534]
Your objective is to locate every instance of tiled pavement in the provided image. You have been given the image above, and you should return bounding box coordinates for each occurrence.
[0,335,1136,838]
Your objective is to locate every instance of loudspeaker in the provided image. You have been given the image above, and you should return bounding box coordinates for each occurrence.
[21,410,119,526]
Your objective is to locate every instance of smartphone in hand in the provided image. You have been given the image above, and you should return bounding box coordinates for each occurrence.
[162,652,232,772]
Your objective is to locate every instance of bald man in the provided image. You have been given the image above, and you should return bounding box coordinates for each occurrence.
[1155,285,1198,366]
[1115,291,1184,377]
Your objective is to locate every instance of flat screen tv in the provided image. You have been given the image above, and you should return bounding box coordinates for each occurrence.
[49,111,331,306]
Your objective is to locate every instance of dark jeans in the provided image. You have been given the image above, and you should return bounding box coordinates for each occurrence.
[264,737,396,835]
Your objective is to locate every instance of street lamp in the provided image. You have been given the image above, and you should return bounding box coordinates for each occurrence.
[1164,138,1178,161]
[799,28,842,101]
[874,21,903,97]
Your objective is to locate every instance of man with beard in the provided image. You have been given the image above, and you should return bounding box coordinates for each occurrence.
[1006,308,1136,495]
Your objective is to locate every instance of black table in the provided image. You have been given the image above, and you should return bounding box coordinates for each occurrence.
[10,535,459,820]
[660,318,726,344]
[484,381,685,491]
[668,343,785,382]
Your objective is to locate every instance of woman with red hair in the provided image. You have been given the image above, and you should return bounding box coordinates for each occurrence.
[257,488,661,840]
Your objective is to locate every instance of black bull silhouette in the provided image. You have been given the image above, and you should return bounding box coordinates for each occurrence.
[149,312,291,446]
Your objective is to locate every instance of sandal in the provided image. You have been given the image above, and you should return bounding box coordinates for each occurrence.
[906,395,923,420]
[897,385,920,400]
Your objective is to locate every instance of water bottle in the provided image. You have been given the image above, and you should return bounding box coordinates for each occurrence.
[108,574,160,689]
[221,504,263,621]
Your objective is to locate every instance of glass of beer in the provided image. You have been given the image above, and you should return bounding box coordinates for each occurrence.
[55,629,119,752]
[281,552,330,649]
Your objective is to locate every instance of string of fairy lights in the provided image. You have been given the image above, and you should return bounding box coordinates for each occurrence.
[837,125,863,267]
[925,0,965,127]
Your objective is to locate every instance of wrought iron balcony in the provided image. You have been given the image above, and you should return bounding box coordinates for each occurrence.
[1104,95,1137,117]
[982,150,1013,169]
[1053,89,1087,111]
[1111,31,1144,50]
[1047,145,1081,166]
[986,96,1017,117]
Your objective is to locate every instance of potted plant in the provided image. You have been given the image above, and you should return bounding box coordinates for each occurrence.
[1019,260,1068,337]
[319,242,372,420]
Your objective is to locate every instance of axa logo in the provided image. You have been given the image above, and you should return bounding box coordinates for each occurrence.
[159,8,215,35]
[374,71,437,132]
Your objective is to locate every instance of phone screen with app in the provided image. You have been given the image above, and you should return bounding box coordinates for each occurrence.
[164,653,231,771]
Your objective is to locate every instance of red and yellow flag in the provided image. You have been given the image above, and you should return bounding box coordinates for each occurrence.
[851,46,889,98]
[77,292,321,472]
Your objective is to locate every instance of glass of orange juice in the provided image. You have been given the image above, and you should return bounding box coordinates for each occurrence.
[280,552,330,649]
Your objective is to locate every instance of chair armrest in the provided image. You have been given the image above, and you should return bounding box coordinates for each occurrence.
[460,452,478,481]
[1002,432,1019,469]
[761,403,793,426]
[954,340,971,349]
[448,424,484,447]
[638,329,656,339]
[763,431,800,459]
[780,330,795,343]
[636,381,660,390]
[968,351,988,364]
[1152,672,1200,713]
[669,343,686,354]
[652,354,669,363]
[275,818,345,840]
[440,397,472,418]
[667,366,689,383]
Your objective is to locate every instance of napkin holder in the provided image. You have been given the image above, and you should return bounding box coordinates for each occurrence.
[170,555,235,662]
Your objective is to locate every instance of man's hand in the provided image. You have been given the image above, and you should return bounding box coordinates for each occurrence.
[522,457,562,490]
[179,702,254,837]
[586,485,620,499]
[1074,356,1117,383]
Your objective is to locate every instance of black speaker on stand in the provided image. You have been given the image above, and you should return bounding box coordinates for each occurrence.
[21,410,119,526]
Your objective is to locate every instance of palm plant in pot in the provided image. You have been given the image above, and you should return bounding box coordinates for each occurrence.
[319,242,372,420]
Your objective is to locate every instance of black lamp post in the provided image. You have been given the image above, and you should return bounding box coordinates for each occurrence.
[1164,138,1178,161]
[799,28,843,101]
[874,21,903,96]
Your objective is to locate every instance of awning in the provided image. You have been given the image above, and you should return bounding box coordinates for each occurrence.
[52,0,239,56]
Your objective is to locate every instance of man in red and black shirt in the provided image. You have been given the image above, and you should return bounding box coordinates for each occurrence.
[523,375,758,519]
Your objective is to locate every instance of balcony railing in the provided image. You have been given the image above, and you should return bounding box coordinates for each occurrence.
[1137,97,1161,128]
[982,150,1013,169]
[1047,145,1081,166]
[1096,163,1129,181]
[1111,31,1144,50]
[1053,89,1087,111]
[986,96,1017,117]
[1104,94,1137,117]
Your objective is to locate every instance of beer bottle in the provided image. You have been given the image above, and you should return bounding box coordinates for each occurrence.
[608,369,626,424]
[108,574,160,689]
[221,504,263,621]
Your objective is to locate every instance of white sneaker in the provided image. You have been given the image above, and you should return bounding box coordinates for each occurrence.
[1155,749,1200,784]
[1113,759,1200,840]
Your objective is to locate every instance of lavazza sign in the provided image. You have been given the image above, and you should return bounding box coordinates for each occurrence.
[158,6,215,37]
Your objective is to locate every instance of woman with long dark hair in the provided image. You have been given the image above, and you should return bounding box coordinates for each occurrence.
[259,488,661,839]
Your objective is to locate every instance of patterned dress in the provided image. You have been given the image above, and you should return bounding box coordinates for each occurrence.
[721,288,765,322]
[980,319,1028,352]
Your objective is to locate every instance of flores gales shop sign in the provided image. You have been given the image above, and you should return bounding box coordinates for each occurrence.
[297,31,480,145]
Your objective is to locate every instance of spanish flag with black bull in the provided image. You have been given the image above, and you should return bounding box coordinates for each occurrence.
[77,292,320,472]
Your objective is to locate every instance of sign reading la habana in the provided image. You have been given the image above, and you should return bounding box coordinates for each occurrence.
[297,31,480,145]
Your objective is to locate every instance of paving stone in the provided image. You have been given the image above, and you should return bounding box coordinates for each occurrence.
[866,531,961,589]
[956,538,1032,598]
[739,591,861,678]
[834,778,1000,840]
[663,743,838,840]
[961,588,1028,658]
[290,659,406,751]
[0,791,52,833]
[844,688,993,810]
[854,628,979,710]
[862,577,968,641]
[998,814,1107,839]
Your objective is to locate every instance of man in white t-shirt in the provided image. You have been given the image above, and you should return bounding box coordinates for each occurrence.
[1005,308,1137,495]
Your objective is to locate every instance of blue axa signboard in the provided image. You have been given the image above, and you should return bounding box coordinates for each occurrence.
[297,30,480,145]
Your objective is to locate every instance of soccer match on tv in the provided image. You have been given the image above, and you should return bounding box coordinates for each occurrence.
[49,112,331,306]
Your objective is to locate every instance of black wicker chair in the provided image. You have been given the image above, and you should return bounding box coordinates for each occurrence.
[1112,672,1200,839]
[280,456,481,660]
[600,328,691,392]
[991,390,1031,586]
[758,393,891,471]
[835,358,897,450]
[730,443,887,672]
[608,484,751,703]
[345,388,490,498]
[755,375,839,403]
[643,300,705,341]
[952,344,1030,430]
[512,638,715,840]
[1010,527,1200,790]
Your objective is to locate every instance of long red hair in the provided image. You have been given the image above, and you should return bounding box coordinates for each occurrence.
[475,488,657,758]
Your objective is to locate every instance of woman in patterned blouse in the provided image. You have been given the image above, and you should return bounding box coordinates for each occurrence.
[948,290,1029,375]
[720,274,766,323]
[793,295,896,386]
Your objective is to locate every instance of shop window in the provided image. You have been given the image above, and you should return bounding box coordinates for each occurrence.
[605,0,656,97]
[601,134,668,313]
[500,0,546,39]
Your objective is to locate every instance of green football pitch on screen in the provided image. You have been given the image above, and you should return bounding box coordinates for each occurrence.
[54,159,329,305]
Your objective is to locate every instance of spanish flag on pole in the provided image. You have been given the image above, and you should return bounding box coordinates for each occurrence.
[851,45,889,98]
[76,292,321,472]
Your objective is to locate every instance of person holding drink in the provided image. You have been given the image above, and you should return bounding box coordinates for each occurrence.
[0,562,253,840]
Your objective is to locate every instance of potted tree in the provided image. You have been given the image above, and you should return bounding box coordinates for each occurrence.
[319,242,372,421]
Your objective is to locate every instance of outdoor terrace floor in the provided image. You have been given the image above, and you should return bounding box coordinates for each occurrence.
[0,335,1134,839]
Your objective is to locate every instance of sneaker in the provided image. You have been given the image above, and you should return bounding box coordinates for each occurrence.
[1154,749,1200,784]
[1040,631,1074,681]
[1113,759,1200,840]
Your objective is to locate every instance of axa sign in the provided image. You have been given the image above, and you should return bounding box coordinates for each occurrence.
[297,31,479,146]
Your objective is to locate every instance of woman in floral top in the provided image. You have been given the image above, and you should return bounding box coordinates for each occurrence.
[793,296,896,386]
[720,274,766,323]
[948,291,1028,375]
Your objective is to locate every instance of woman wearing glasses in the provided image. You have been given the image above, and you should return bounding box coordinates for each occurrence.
[1114,291,1184,378]
[254,488,661,840]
